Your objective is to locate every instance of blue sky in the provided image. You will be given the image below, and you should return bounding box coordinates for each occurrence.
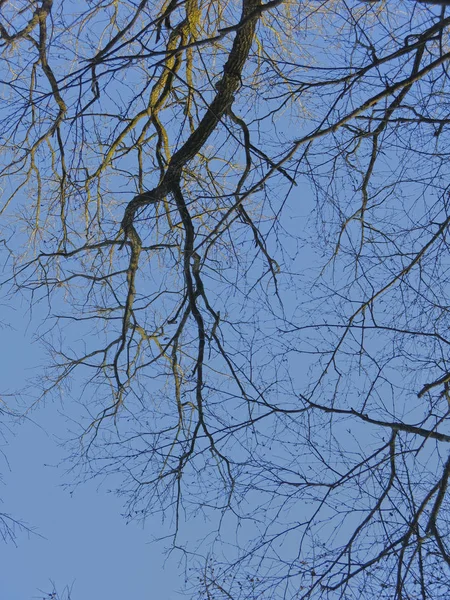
[0,310,184,599]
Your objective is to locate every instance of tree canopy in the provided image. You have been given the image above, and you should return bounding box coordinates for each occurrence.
[2,0,450,598]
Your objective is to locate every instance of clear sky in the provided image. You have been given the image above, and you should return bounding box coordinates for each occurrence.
[0,308,184,600]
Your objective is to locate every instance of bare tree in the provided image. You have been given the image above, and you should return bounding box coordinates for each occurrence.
[0,392,32,543]
[37,582,73,600]
[2,0,450,598]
